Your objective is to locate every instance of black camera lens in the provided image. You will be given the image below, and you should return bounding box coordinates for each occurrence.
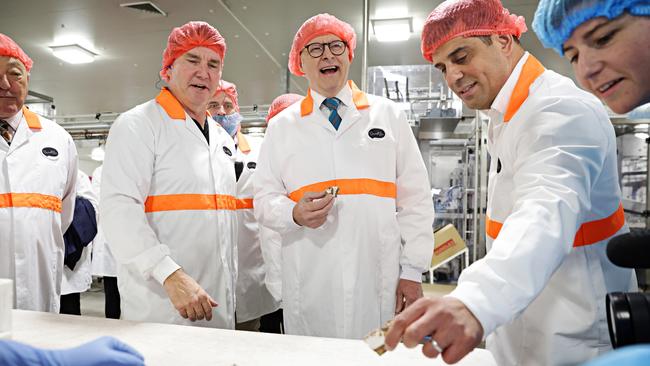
[606,292,650,348]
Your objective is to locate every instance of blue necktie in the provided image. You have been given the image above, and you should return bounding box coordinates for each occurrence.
[323,97,342,130]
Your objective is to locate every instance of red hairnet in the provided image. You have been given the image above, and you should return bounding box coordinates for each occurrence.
[160,21,226,81]
[421,0,527,62]
[266,93,302,124]
[288,14,356,77]
[215,80,239,112]
[0,33,33,72]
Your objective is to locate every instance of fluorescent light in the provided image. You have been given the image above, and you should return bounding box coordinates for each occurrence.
[371,17,413,42]
[634,123,649,130]
[90,146,105,161]
[50,44,97,64]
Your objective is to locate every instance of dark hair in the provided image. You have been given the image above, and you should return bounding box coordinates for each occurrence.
[476,35,521,46]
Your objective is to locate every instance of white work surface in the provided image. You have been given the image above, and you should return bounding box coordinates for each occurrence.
[12,310,495,365]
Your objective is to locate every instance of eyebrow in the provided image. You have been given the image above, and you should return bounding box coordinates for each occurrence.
[562,20,614,54]
[434,46,468,69]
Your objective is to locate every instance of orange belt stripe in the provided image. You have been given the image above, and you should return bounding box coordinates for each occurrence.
[0,192,62,212]
[236,198,254,210]
[288,178,397,202]
[144,194,239,212]
[487,203,625,247]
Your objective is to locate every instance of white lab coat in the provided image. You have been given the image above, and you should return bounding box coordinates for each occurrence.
[259,227,282,303]
[100,88,238,328]
[61,170,97,295]
[449,53,637,366]
[0,107,77,312]
[90,165,117,277]
[254,81,434,338]
[233,132,280,322]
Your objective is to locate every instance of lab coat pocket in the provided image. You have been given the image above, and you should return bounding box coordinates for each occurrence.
[36,156,67,197]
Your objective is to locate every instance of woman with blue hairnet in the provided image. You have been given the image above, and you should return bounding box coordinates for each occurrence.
[534,3,650,365]
[533,0,650,114]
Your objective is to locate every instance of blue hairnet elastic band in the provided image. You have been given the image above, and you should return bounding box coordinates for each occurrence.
[532,0,650,55]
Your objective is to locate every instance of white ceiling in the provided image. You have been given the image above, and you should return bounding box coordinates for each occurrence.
[1,0,573,116]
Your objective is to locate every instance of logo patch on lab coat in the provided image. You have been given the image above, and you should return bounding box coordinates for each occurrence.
[497,158,502,173]
[368,128,385,139]
[247,162,256,170]
[223,146,232,156]
[42,147,59,159]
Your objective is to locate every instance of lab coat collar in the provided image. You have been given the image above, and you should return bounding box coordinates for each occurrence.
[156,87,212,147]
[22,107,42,129]
[488,52,546,123]
[236,130,251,154]
[489,53,529,119]
[300,80,369,117]
[155,87,187,120]
[5,108,40,153]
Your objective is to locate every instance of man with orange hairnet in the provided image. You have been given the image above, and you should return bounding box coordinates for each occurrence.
[253,14,434,339]
[384,1,636,365]
[207,80,280,332]
[100,21,238,328]
[0,33,78,313]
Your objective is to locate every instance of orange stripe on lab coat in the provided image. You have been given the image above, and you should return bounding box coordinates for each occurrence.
[486,203,625,247]
[144,193,238,212]
[0,193,62,212]
[288,178,396,202]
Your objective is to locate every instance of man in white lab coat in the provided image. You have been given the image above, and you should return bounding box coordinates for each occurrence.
[100,22,238,328]
[0,33,78,312]
[385,1,637,365]
[253,14,435,339]
[208,80,280,331]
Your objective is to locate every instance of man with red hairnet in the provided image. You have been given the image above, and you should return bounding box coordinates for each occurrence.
[384,1,636,365]
[0,33,78,312]
[207,81,281,332]
[253,14,434,339]
[100,21,238,328]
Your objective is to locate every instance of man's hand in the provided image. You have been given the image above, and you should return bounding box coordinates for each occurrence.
[395,279,423,314]
[292,190,335,228]
[384,297,483,364]
[163,269,218,321]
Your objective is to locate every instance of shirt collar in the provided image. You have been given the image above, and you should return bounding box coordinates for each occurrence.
[310,83,352,110]
[488,52,530,118]
[2,109,24,131]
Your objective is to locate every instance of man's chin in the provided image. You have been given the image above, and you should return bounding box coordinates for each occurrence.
[0,104,20,119]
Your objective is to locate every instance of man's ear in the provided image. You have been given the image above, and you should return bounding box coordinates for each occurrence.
[496,34,515,55]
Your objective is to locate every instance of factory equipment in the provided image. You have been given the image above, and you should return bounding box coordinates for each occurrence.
[368,65,489,281]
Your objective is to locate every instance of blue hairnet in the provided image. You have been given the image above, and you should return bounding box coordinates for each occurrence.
[532,0,650,55]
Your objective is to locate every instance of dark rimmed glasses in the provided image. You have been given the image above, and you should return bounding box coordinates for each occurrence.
[303,40,347,58]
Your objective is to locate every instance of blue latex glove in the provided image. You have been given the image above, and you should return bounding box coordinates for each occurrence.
[0,336,145,366]
[582,345,650,366]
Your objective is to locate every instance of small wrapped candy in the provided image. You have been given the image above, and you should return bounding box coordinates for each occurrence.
[325,186,339,197]
[364,320,392,355]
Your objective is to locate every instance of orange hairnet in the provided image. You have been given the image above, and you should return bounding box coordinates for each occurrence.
[288,13,356,77]
[266,93,302,124]
[421,0,527,62]
[215,80,239,112]
[0,33,33,72]
[160,21,226,81]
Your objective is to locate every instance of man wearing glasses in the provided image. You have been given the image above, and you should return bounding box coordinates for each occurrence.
[254,13,434,339]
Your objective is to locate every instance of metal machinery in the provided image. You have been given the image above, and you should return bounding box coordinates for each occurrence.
[367,65,489,281]
[611,106,650,288]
